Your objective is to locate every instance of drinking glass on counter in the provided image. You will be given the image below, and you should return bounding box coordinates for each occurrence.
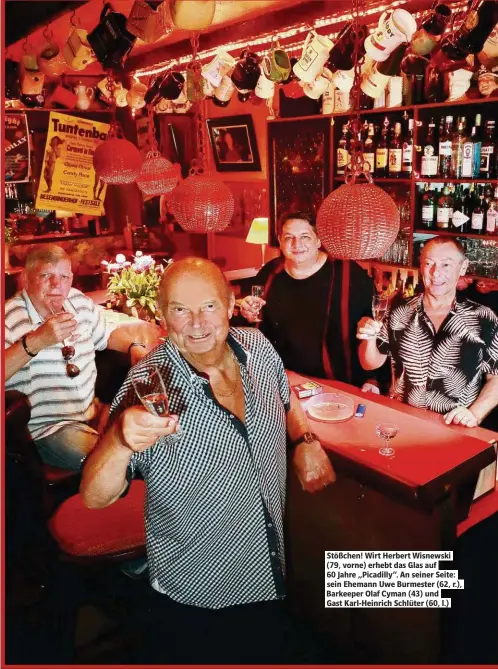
[131,366,169,417]
[376,422,399,457]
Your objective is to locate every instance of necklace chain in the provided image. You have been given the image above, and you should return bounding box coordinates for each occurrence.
[213,348,241,398]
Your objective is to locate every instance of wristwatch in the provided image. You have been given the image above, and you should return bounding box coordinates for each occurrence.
[289,431,319,451]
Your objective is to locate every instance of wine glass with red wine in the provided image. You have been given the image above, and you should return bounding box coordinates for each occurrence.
[131,366,169,417]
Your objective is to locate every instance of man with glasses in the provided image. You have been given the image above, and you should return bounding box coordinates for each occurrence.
[5,244,157,470]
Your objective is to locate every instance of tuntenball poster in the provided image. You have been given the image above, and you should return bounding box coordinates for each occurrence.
[35,112,110,216]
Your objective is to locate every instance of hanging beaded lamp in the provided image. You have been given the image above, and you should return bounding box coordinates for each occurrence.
[316,0,400,259]
[136,104,181,196]
[92,73,143,185]
[169,33,234,233]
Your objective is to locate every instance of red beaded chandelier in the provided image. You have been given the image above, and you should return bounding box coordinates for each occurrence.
[316,0,400,259]
[136,105,181,196]
[168,33,234,233]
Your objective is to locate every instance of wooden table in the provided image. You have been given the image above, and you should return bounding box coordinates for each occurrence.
[285,372,497,663]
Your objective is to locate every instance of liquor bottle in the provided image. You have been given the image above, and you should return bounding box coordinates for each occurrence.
[451,116,468,179]
[375,126,389,177]
[451,184,470,232]
[403,271,415,298]
[461,125,475,178]
[411,3,452,56]
[421,183,436,229]
[464,184,476,223]
[363,123,376,175]
[471,187,487,234]
[436,185,451,229]
[486,199,498,235]
[401,118,414,176]
[480,119,496,179]
[438,115,454,178]
[395,269,405,297]
[421,117,439,177]
[336,124,350,176]
[472,114,483,178]
[388,122,403,178]
[361,44,408,100]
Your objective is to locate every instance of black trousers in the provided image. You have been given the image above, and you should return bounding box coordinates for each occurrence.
[142,589,324,665]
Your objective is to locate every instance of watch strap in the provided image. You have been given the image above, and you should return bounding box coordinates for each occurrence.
[289,431,319,451]
[21,334,38,357]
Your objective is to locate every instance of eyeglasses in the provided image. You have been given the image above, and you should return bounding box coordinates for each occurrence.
[62,345,80,378]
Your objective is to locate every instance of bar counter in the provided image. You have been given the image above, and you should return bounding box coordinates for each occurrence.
[285,371,498,663]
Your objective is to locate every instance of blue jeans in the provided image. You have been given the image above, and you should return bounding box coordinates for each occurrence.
[34,422,99,471]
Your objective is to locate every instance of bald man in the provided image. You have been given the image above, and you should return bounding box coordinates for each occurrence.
[81,258,335,664]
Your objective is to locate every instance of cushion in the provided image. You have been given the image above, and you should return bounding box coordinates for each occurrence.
[48,480,146,556]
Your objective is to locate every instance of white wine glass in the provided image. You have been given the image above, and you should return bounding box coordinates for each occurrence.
[372,294,389,323]
[251,285,264,323]
[131,366,169,417]
[376,422,399,457]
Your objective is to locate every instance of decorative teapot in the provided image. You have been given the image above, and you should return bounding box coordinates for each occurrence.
[74,83,95,110]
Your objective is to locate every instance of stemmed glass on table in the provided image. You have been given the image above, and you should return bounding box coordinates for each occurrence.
[251,285,264,323]
[375,423,399,457]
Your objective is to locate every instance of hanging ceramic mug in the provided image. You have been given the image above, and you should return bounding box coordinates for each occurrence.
[302,68,332,99]
[213,75,235,104]
[63,28,97,70]
[331,67,355,93]
[37,42,67,76]
[448,68,473,100]
[231,51,261,91]
[160,71,185,100]
[334,88,351,112]
[202,49,237,88]
[21,70,45,96]
[365,9,417,62]
[293,31,333,83]
[264,44,291,82]
[127,80,148,109]
[255,67,275,99]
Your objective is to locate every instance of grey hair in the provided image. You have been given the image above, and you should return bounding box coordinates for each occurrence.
[421,237,467,263]
[25,244,71,273]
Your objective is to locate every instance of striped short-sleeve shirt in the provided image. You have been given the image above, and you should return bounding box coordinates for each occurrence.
[109,327,291,610]
[5,288,115,440]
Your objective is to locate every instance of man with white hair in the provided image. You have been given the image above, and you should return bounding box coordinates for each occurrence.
[5,244,157,470]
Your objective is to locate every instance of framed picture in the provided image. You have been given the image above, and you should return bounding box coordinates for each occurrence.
[206,115,261,172]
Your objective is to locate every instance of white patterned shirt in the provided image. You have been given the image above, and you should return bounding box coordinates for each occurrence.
[5,288,115,439]
[377,294,498,413]
[109,328,291,609]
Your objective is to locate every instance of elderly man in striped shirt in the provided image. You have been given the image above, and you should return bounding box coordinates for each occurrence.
[5,244,158,471]
[81,257,336,664]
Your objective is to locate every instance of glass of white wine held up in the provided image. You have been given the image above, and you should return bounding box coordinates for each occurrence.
[251,284,265,323]
[131,366,169,417]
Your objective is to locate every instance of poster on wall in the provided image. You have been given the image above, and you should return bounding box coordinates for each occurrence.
[5,113,30,183]
[35,112,110,216]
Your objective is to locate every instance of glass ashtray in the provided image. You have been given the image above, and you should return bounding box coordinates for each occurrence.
[304,392,355,423]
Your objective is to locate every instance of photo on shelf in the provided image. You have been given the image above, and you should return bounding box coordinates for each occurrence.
[206,114,261,172]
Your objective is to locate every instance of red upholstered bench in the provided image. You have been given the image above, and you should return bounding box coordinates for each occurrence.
[48,480,146,561]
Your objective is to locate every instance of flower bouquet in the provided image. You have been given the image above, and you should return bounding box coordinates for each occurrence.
[104,251,173,321]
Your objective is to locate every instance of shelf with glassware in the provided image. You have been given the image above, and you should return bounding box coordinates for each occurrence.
[329,97,498,280]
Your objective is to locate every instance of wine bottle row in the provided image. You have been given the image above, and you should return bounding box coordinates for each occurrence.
[419,182,498,235]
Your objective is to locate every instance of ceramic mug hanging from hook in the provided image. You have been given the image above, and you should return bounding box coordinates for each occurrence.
[38,26,66,76]
[293,30,333,83]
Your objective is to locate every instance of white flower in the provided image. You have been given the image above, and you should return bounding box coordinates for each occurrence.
[132,254,155,271]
